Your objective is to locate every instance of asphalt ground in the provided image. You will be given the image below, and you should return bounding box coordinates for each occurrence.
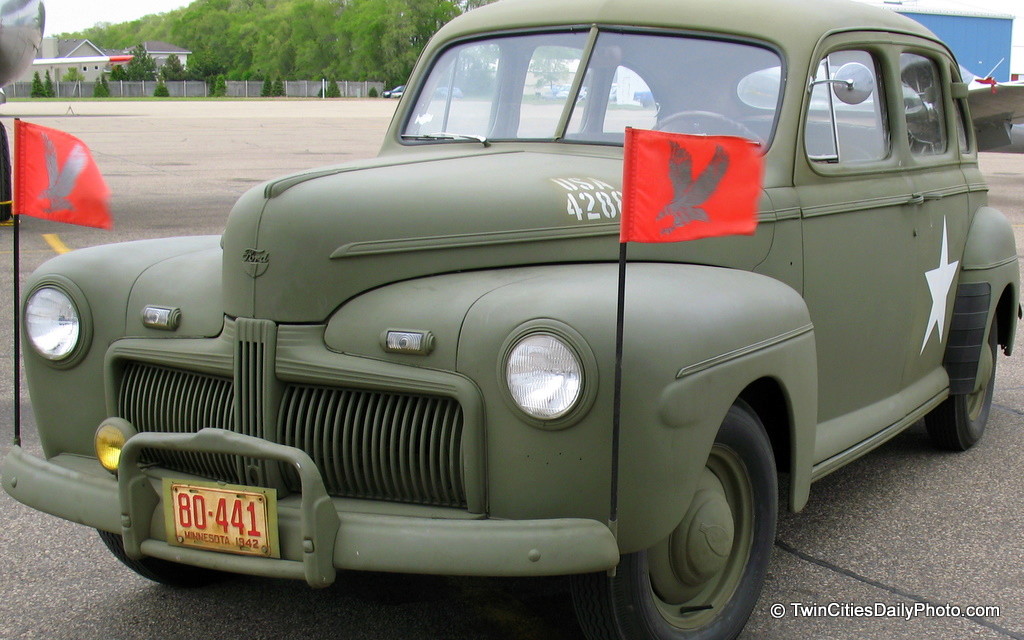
[0,99,1022,640]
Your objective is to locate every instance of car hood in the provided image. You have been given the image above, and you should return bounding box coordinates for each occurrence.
[221,147,771,322]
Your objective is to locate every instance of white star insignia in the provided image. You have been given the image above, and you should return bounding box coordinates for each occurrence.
[920,218,959,354]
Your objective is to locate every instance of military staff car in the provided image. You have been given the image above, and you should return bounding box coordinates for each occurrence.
[4,0,1019,638]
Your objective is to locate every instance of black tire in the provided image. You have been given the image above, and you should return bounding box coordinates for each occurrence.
[98,530,225,587]
[570,401,777,640]
[926,317,998,451]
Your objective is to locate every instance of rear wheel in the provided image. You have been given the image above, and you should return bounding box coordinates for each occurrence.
[570,401,777,640]
[926,317,998,451]
[98,530,225,587]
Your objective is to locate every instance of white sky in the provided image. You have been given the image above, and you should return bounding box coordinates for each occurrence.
[39,0,1024,36]
[43,0,192,36]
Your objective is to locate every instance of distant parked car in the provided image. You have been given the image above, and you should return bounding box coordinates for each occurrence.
[382,85,405,98]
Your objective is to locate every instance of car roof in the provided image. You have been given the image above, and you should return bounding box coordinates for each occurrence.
[435,0,938,51]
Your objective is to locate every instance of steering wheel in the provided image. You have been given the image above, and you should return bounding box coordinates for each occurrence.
[654,110,762,142]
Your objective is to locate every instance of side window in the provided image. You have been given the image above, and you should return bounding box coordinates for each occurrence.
[806,50,888,163]
[900,54,948,156]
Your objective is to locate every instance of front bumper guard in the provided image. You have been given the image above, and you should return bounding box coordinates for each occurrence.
[3,430,620,587]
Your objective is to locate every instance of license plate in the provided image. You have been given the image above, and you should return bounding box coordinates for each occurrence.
[163,479,280,559]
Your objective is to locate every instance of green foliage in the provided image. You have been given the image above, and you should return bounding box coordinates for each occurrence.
[61,0,500,86]
[30,71,46,98]
[43,70,54,97]
[272,78,285,97]
[93,74,111,98]
[368,85,378,98]
[212,74,228,97]
[110,64,128,81]
[154,79,170,97]
[161,55,187,81]
[320,79,342,98]
[124,44,158,80]
[260,77,272,97]
[62,67,85,82]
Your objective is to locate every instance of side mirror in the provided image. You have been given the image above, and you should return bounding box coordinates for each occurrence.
[808,62,875,105]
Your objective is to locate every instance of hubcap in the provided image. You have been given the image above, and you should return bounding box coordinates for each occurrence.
[647,444,754,630]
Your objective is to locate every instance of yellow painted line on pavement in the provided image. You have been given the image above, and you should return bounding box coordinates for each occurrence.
[42,233,71,255]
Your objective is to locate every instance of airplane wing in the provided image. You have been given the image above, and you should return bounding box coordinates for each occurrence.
[967,78,1024,151]
[33,55,134,66]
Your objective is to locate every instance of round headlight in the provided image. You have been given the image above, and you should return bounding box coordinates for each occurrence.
[25,286,81,360]
[505,333,583,419]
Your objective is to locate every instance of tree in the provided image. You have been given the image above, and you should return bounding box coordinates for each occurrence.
[43,70,54,97]
[62,67,85,82]
[212,74,228,96]
[153,79,170,97]
[110,64,128,81]
[185,49,226,81]
[260,77,272,97]
[124,44,158,81]
[326,79,341,98]
[31,71,46,98]
[93,74,111,98]
[161,54,187,81]
[272,78,285,97]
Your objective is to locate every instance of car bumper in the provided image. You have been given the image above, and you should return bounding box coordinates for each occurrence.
[2,432,620,587]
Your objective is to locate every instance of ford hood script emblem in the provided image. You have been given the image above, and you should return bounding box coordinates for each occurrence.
[242,248,270,278]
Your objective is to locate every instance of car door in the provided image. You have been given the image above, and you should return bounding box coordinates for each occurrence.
[796,41,923,464]
[895,48,973,392]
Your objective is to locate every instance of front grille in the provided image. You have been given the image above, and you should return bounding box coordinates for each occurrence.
[118,361,241,482]
[117,357,467,509]
[278,384,466,508]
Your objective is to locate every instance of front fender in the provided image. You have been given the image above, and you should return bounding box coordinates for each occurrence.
[454,263,815,553]
[21,236,223,459]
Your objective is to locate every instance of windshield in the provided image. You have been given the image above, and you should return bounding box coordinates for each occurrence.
[403,30,783,146]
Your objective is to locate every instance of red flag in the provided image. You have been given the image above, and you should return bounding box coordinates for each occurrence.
[620,128,761,243]
[14,120,112,229]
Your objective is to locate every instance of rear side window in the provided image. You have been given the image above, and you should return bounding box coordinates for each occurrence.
[900,53,948,156]
[805,50,888,164]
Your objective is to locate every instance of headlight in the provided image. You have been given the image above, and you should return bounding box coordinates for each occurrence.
[505,333,583,419]
[25,286,81,360]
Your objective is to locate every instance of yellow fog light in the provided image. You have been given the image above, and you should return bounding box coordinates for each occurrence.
[94,419,137,474]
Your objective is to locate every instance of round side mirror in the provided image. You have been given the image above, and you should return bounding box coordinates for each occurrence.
[831,62,874,105]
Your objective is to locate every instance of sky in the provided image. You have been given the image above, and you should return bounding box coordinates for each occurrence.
[43,0,192,36]
[39,0,1024,35]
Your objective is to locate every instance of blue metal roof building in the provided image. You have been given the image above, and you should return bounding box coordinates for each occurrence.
[857,1,1015,81]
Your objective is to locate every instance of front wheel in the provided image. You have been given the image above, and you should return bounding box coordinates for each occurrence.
[571,401,777,640]
[98,530,226,587]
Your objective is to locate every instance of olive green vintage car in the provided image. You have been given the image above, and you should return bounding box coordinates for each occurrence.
[3,0,1019,638]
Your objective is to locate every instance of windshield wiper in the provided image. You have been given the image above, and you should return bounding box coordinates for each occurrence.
[401,132,490,147]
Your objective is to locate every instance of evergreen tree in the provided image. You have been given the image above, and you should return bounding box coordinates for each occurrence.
[124,44,158,81]
[93,74,111,98]
[161,54,187,81]
[272,78,285,97]
[260,77,272,97]
[43,70,54,97]
[30,71,45,98]
[110,64,127,81]
[325,79,341,98]
[154,79,170,97]
[212,74,227,97]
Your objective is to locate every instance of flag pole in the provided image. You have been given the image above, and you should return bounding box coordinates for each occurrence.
[609,240,627,536]
[1,120,19,446]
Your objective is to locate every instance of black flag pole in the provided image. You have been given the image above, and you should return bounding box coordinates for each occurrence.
[609,241,627,536]
[1,120,20,446]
